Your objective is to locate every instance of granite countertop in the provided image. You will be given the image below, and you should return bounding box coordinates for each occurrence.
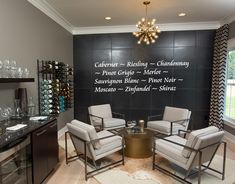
[0,116,56,151]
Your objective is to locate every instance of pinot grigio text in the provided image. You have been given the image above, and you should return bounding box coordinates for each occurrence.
[93,59,189,94]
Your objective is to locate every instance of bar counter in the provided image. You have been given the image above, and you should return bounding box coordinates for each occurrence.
[0,116,56,151]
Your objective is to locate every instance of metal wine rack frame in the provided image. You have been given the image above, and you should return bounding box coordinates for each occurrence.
[37,59,73,116]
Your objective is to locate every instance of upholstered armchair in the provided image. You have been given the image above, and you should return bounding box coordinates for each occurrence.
[65,120,125,180]
[152,126,226,184]
[88,104,126,130]
[147,106,191,135]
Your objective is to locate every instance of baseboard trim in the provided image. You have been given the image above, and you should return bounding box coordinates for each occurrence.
[58,126,68,138]
[224,131,235,144]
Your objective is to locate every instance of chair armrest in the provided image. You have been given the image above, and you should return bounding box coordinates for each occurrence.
[169,118,191,135]
[171,118,191,124]
[89,114,104,120]
[178,129,191,138]
[112,112,125,119]
[199,141,225,151]
[90,131,123,143]
[153,134,197,152]
[89,114,104,130]
[154,134,224,154]
[67,130,122,144]
[147,114,162,121]
[66,131,87,143]
[178,129,191,134]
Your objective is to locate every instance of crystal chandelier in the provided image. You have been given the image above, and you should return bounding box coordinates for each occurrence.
[133,1,161,45]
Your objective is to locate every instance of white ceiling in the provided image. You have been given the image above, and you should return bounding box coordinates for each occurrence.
[28,0,235,34]
[45,0,235,26]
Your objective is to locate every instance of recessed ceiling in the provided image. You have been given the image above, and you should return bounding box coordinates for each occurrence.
[45,0,235,27]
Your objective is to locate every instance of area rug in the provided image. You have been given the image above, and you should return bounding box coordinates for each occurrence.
[58,137,235,184]
[92,155,235,184]
[174,155,235,184]
[94,169,161,184]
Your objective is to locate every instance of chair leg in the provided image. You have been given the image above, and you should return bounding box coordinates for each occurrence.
[84,142,88,181]
[92,159,98,169]
[152,140,156,170]
[198,151,202,184]
[122,147,125,165]
[222,142,227,180]
[65,132,68,165]
[170,122,173,136]
[122,136,125,165]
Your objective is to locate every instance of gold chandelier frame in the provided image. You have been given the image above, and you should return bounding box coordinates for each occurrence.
[133,1,161,45]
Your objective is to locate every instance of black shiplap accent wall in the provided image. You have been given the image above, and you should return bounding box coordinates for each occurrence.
[73,30,215,130]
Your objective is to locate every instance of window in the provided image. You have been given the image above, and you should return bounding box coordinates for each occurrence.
[224,49,235,120]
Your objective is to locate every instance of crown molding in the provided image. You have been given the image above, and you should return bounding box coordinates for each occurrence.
[72,21,220,35]
[27,0,73,33]
[27,0,221,35]
[158,21,220,31]
[72,25,136,35]
[221,12,235,25]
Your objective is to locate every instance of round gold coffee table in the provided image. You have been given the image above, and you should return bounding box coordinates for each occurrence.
[122,128,153,158]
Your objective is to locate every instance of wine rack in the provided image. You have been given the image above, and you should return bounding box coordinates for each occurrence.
[37,60,73,116]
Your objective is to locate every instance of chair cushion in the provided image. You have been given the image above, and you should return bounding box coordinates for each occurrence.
[89,104,112,119]
[147,120,185,135]
[163,106,189,124]
[95,130,122,156]
[182,126,219,158]
[155,135,188,165]
[71,120,101,149]
[67,123,90,142]
[103,118,126,128]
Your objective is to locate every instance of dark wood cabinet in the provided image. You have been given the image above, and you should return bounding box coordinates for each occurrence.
[32,120,58,184]
[47,121,59,173]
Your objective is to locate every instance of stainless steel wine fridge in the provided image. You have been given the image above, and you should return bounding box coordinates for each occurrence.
[0,136,32,184]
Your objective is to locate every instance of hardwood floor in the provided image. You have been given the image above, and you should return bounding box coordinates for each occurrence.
[44,146,100,184]
[44,136,235,184]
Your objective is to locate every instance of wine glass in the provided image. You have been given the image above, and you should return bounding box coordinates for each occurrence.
[23,68,30,78]
[0,60,3,78]
[3,60,10,78]
[127,121,134,128]
[10,60,17,78]
[0,107,2,121]
[16,67,23,78]
[132,120,137,126]
[1,106,12,122]
[7,107,13,117]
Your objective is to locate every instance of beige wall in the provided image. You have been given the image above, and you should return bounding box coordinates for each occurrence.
[0,0,73,130]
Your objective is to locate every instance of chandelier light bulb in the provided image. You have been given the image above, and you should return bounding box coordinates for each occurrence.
[133,1,160,45]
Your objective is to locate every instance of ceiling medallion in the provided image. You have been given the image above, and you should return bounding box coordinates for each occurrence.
[133,1,161,45]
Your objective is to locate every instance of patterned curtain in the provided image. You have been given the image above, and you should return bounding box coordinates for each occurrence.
[209,24,229,129]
